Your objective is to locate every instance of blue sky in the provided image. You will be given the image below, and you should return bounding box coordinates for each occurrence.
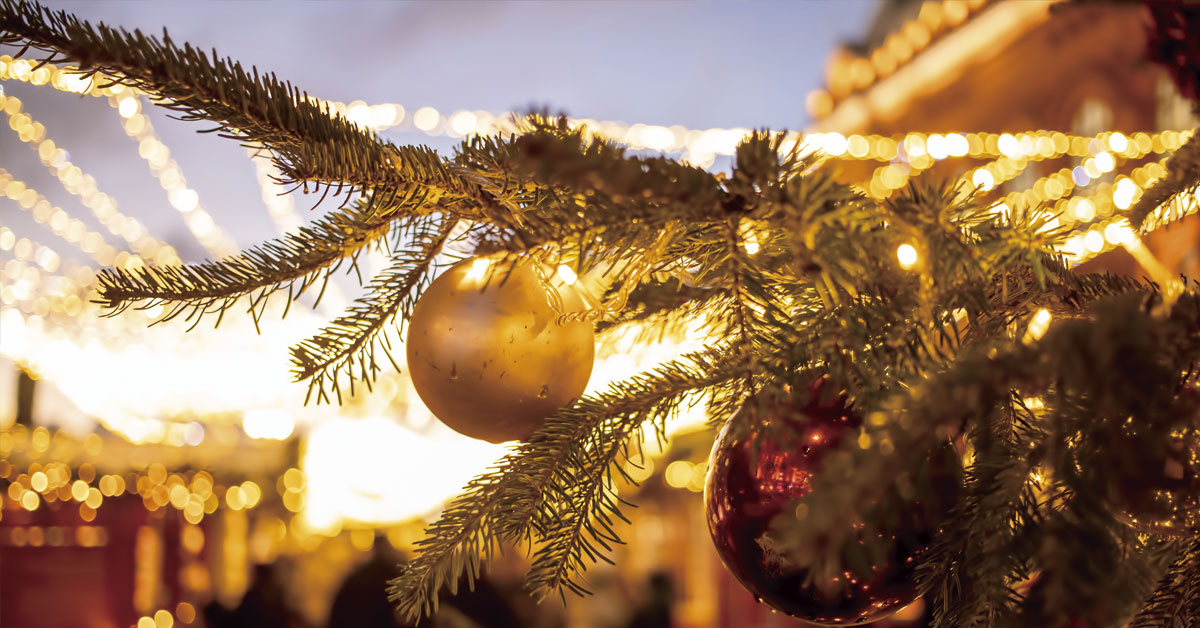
[2,0,879,262]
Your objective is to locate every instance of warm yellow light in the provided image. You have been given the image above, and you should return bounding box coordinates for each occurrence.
[137,617,155,628]
[896,243,919,269]
[1113,178,1139,210]
[1023,308,1052,344]
[805,89,834,118]
[997,133,1020,158]
[945,133,969,157]
[168,188,199,213]
[687,462,707,492]
[153,609,174,628]
[282,468,305,492]
[20,491,39,511]
[903,133,926,158]
[301,417,504,530]
[623,456,655,483]
[242,409,294,440]
[413,106,440,132]
[1084,230,1105,253]
[449,110,477,136]
[225,486,246,511]
[822,132,848,156]
[169,484,189,509]
[117,97,140,118]
[555,264,578,285]
[85,487,102,509]
[1073,199,1096,222]
[30,471,48,492]
[1104,221,1134,246]
[926,134,948,160]
[241,481,262,508]
[971,169,995,191]
[847,135,870,158]
[1108,132,1128,153]
[742,227,761,255]
[664,460,693,488]
[460,257,492,285]
[71,479,89,501]
[1094,151,1115,174]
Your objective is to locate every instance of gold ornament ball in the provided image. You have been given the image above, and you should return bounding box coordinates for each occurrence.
[405,257,595,443]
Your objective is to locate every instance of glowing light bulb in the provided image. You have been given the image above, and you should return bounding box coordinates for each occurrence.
[555,264,578,285]
[997,134,1020,158]
[1108,132,1128,153]
[1112,178,1139,210]
[971,169,995,191]
[413,106,440,132]
[896,243,919,269]
[926,134,948,160]
[1023,308,1052,343]
[117,97,139,118]
[822,133,848,156]
[465,257,492,282]
[1104,221,1134,246]
[449,110,477,136]
[1073,198,1096,222]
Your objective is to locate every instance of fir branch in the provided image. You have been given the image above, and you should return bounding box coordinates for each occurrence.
[594,280,720,337]
[924,397,1043,628]
[93,198,390,323]
[519,348,740,599]
[390,346,739,619]
[290,216,458,404]
[1130,128,1200,231]
[0,0,493,214]
[455,120,729,256]
[772,290,1200,627]
[1131,540,1200,628]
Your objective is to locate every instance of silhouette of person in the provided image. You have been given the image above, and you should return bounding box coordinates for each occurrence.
[329,539,411,628]
[329,535,520,628]
[624,571,674,628]
[229,562,298,628]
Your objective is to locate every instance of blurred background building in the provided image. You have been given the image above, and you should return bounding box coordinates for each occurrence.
[2,1,1197,628]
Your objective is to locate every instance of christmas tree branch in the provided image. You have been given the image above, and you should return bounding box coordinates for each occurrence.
[1131,539,1200,628]
[0,0,495,216]
[94,198,394,324]
[456,120,728,258]
[1130,127,1200,231]
[390,345,739,619]
[921,399,1040,628]
[772,289,1200,626]
[290,215,458,404]
[520,349,740,599]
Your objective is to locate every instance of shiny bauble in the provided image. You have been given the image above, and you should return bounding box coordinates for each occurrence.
[705,388,959,626]
[406,257,594,443]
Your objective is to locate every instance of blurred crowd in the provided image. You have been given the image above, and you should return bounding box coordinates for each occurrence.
[201,537,677,628]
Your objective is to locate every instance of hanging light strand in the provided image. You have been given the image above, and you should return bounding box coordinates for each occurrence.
[1,93,175,265]
[0,168,121,266]
[108,87,239,258]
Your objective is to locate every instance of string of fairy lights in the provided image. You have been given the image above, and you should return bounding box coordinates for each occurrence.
[2,55,1200,533]
[108,88,239,259]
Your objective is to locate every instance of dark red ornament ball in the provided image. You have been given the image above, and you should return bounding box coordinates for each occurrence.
[1146,2,1200,102]
[704,389,957,626]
